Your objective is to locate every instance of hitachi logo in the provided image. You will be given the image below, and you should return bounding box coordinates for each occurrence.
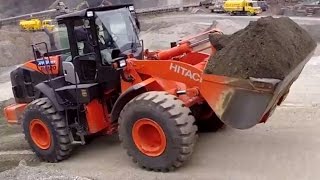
[170,63,201,82]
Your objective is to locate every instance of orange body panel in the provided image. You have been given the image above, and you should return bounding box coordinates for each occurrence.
[121,62,144,92]
[122,37,215,107]
[129,59,203,88]
[4,103,27,124]
[153,78,186,92]
[23,56,60,75]
[199,74,230,118]
[121,59,208,107]
[85,99,109,134]
[140,78,165,91]
[118,30,224,125]
[179,52,209,66]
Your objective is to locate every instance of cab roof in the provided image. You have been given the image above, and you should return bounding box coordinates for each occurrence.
[56,4,134,22]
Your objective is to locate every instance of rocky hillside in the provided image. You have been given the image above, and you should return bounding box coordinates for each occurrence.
[0,0,56,18]
[0,0,199,18]
[0,27,48,67]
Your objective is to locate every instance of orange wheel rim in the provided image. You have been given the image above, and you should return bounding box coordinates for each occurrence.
[132,118,167,157]
[30,119,51,150]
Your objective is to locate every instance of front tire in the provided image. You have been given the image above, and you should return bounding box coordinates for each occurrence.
[21,98,72,162]
[119,92,197,172]
[247,12,253,16]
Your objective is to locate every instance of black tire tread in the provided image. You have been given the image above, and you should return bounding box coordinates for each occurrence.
[21,98,71,162]
[119,91,197,172]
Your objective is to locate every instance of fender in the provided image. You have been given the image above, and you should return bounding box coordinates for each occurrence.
[35,83,64,111]
[110,83,146,123]
[111,78,161,123]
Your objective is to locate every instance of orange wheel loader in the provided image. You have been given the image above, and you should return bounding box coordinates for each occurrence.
[3,4,315,171]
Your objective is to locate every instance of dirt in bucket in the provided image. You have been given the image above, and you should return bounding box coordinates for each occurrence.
[205,16,317,79]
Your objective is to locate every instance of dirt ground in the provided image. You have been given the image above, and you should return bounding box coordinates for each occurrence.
[0,14,320,179]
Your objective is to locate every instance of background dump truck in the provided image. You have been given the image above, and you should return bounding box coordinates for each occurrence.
[223,0,262,15]
[19,18,55,31]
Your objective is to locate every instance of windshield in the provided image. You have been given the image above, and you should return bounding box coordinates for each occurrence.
[95,8,140,53]
[43,20,52,25]
[251,2,259,7]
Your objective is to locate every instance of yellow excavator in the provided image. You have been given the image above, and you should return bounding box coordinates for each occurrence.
[19,19,55,31]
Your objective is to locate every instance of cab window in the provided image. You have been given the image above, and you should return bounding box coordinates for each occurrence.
[74,19,95,56]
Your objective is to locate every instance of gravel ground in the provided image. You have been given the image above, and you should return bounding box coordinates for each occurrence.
[36,106,320,180]
[0,160,91,180]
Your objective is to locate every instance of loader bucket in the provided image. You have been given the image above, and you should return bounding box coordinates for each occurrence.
[200,50,315,129]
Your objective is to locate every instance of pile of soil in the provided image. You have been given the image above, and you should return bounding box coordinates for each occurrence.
[205,16,316,79]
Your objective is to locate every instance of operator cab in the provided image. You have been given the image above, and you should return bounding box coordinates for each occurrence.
[23,4,143,107]
[56,4,142,63]
[51,4,142,88]
[13,4,142,106]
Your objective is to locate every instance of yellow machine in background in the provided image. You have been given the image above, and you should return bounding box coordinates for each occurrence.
[223,0,262,15]
[19,19,55,31]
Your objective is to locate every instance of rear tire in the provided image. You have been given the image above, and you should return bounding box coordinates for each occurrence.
[119,92,197,172]
[21,98,72,162]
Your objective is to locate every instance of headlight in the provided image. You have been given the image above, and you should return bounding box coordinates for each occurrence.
[86,11,94,17]
[119,60,127,68]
